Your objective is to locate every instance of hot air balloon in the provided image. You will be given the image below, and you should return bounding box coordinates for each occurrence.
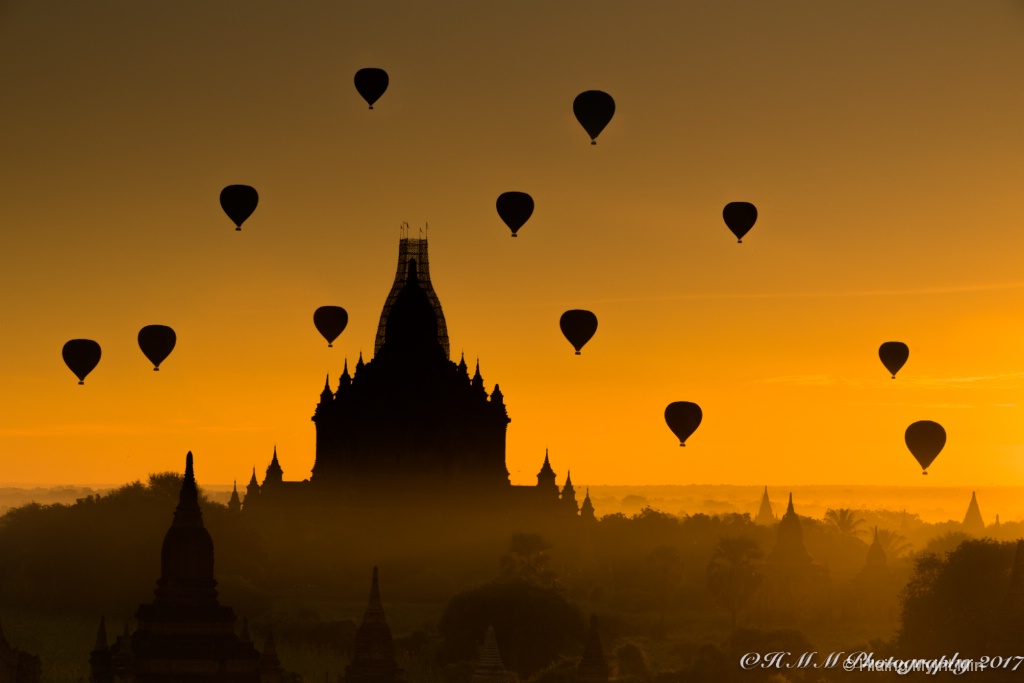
[62,339,101,385]
[723,202,757,243]
[138,325,176,371]
[665,401,703,446]
[220,185,259,231]
[879,341,909,379]
[573,91,615,145]
[559,310,598,355]
[354,68,389,109]
[496,192,534,238]
[905,420,945,475]
[314,306,348,347]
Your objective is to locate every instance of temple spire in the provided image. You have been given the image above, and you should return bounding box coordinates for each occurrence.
[94,616,108,650]
[581,487,596,521]
[577,615,610,683]
[364,566,386,624]
[963,491,985,535]
[755,486,775,525]
[470,626,507,683]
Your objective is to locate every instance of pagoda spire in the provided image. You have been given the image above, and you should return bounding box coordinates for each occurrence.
[228,480,241,512]
[577,615,610,683]
[344,567,404,683]
[755,486,775,525]
[581,487,596,521]
[561,470,579,513]
[337,359,353,393]
[470,626,507,683]
[472,359,486,395]
[536,449,558,496]
[865,526,887,570]
[963,491,985,535]
[94,616,108,650]
[153,451,218,606]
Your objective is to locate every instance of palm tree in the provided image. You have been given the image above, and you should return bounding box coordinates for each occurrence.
[876,528,912,561]
[706,536,764,629]
[824,508,866,539]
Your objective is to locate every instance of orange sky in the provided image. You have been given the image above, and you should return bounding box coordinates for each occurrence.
[3,1,1024,490]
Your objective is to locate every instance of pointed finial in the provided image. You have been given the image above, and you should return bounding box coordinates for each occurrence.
[566,470,572,486]
[786,492,794,514]
[179,451,198,503]
[324,374,330,390]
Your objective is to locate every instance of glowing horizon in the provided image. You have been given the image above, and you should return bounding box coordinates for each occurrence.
[3,1,1024,492]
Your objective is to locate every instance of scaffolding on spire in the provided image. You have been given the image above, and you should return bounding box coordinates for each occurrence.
[374,235,450,359]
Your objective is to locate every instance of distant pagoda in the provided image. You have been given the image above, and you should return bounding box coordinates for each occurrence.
[344,567,404,683]
[755,486,775,525]
[89,452,280,683]
[962,491,985,536]
[470,626,508,683]
[577,615,610,683]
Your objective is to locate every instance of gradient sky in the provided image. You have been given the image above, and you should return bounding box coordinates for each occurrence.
[3,1,1024,490]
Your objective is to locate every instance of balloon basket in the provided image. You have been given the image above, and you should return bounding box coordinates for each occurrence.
[680,443,686,447]
[235,227,241,231]
[78,381,84,385]
[922,471,928,475]
[328,343,333,348]
[369,106,374,110]
[737,239,743,244]
[153,367,159,371]
[590,141,597,145]
[574,351,581,356]
[511,234,517,238]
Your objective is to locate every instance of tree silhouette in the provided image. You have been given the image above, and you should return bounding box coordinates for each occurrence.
[437,579,583,679]
[824,508,865,539]
[706,536,764,629]
[896,538,1013,657]
[645,545,683,630]
[875,528,912,562]
[499,533,557,588]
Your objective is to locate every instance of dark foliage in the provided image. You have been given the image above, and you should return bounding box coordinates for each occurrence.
[895,538,1017,658]
[0,473,264,615]
[437,578,584,679]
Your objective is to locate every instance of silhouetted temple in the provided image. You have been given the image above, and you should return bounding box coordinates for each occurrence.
[864,527,887,572]
[756,493,829,624]
[577,615,610,683]
[344,567,404,683]
[0,619,40,683]
[243,236,584,516]
[470,627,507,683]
[89,452,280,683]
[755,486,775,525]
[769,493,811,566]
[962,491,985,536]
